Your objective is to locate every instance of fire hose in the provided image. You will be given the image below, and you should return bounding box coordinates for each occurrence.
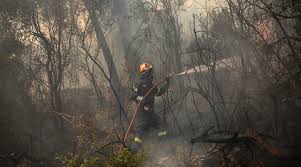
[120,66,203,149]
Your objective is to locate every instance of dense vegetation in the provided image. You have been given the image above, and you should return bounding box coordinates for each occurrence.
[0,0,300,166]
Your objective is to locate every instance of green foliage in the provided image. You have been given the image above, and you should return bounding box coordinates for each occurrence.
[56,153,100,167]
[104,149,146,167]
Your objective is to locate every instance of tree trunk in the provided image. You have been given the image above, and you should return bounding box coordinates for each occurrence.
[113,0,137,80]
[162,0,184,89]
[85,0,121,90]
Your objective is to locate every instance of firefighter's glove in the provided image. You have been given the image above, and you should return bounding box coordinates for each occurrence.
[136,96,144,102]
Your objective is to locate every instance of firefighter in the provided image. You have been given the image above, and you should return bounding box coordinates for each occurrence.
[130,63,170,152]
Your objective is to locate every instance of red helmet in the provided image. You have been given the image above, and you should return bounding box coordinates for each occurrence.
[139,63,152,73]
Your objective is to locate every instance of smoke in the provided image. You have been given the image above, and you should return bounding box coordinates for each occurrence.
[140,134,193,167]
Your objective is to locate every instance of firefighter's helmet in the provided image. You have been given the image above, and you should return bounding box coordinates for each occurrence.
[139,63,152,73]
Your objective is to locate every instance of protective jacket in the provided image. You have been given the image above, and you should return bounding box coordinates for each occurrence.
[131,72,169,113]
